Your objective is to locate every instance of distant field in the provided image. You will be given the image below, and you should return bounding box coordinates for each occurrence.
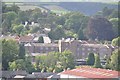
[5,2,118,15]
[43,5,69,14]
[18,5,46,11]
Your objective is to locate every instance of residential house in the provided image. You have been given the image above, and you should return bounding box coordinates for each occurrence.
[58,39,117,59]
[25,43,59,62]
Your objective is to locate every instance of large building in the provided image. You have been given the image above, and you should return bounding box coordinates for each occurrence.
[24,38,117,61]
[58,38,117,59]
[59,66,120,79]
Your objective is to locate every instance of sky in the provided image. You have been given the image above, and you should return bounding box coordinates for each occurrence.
[2,0,120,2]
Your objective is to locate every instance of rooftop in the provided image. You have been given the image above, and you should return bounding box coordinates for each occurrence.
[60,67,120,78]
[31,43,58,47]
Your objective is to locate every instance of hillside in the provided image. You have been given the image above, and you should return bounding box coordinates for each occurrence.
[2,0,119,2]
[41,2,118,15]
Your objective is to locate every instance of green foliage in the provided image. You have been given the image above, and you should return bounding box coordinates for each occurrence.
[9,59,26,71]
[48,25,65,40]
[2,3,20,13]
[105,49,120,71]
[111,37,120,46]
[9,57,34,73]
[18,43,25,59]
[109,18,119,37]
[18,11,29,23]
[93,54,102,68]
[38,36,44,43]
[2,39,19,70]
[12,24,27,35]
[2,11,17,32]
[64,12,85,33]
[30,26,40,33]
[34,50,75,73]
[86,53,95,65]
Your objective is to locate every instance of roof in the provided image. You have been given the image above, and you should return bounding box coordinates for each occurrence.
[43,36,51,43]
[81,44,111,49]
[31,53,47,56]
[60,67,120,78]
[19,36,34,42]
[14,75,25,78]
[32,43,58,47]
[1,71,27,78]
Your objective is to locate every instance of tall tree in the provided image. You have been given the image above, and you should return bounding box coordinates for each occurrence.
[86,53,95,66]
[93,54,102,68]
[38,36,44,43]
[105,49,120,71]
[109,18,119,37]
[111,37,120,46]
[85,17,115,40]
[18,43,25,59]
[2,39,19,70]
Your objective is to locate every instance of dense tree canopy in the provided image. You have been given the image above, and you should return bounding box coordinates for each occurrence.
[93,54,102,68]
[86,53,95,66]
[111,37,120,46]
[2,39,19,70]
[85,17,115,40]
[105,49,120,71]
[34,50,75,73]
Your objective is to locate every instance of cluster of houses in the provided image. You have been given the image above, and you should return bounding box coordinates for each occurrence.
[0,32,119,80]
[1,66,120,80]
[1,33,118,64]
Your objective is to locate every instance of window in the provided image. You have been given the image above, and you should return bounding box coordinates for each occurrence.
[82,52,85,56]
[88,48,91,51]
[40,47,43,50]
[82,48,85,51]
[77,48,79,51]
[46,47,48,50]
[93,48,96,51]
[51,47,54,50]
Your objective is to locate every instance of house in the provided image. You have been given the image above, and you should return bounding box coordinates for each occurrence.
[59,66,120,79]
[1,71,27,79]
[25,43,59,62]
[58,39,117,59]
[23,37,117,61]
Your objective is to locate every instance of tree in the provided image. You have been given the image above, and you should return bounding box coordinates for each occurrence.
[9,59,26,71]
[9,4,20,13]
[18,43,25,59]
[2,39,19,70]
[111,37,120,46]
[34,50,75,72]
[12,24,24,35]
[64,12,85,33]
[109,18,119,37]
[18,11,29,23]
[3,11,17,32]
[38,36,44,43]
[30,8,42,22]
[110,49,120,71]
[102,7,114,18]
[48,25,65,40]
[9,56,34,73]
[60,50,75,70]
[105,49,120,71]
[86,53,95,66]
[93,54,102,68]
[85,17,115,40]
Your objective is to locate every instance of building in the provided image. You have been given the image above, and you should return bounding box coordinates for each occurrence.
[58,39,117,60]
[25,43,59,62]
[23,38,117,60]
[60,66,120,80]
